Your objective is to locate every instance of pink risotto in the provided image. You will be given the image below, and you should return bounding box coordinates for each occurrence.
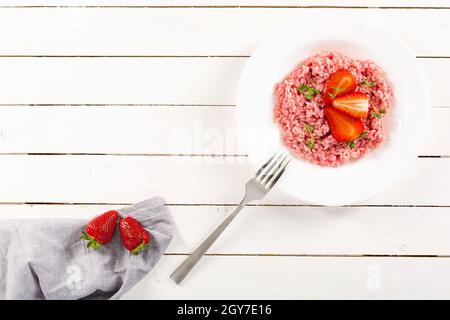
[274,51,393,166]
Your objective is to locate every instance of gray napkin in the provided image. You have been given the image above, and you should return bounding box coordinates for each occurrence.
[0,197,173,300]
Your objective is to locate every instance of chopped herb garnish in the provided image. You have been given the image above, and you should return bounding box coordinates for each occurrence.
[361,79,377,87]
[304,123,314,134]
[344,131,368,149]
[306,139,316,150]
[298,84,320,101]
[370,108,386,119]
[298,84,309,91]
[328,86,344,99]
[359,131,368,139]
[344,141,356,149]
[304,123,315,149]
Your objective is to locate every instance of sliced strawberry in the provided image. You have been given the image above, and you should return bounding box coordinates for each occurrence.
[324,107,365,142]
[332,92,369,119]
[323,69,357,105]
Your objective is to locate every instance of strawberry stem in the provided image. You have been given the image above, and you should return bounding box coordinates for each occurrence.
[81,231,102,250]
[131,240,150,255]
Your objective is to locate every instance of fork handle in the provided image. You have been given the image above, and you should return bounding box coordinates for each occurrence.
[170,198,248,284]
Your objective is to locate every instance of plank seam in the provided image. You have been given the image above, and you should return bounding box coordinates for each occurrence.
[0,153,444,158]
[0,55,444,59]
[0,153,247,157]
[0,104,236,107]
[0,202,449,208]
[0,55,251,58]
[0,103,446,108]
[0,153,445,159]
[164,253,450,258]
[0,6,449,10]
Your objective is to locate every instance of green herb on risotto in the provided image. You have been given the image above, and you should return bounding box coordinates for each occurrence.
[344,140,356,149]
[344,131,368,149]
[306,139,316,150]
[304,123,315,149]
[370,108,386,119]
[359,131,368,139]
[304,123,314,134]
[328,86,344,99]
[298,84,319,101]
[361,79,377,87]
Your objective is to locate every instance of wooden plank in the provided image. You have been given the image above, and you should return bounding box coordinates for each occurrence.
[0,105,446,155]
[0,58,243,105]
[0,105,243,155]
[122,255,450,299]
[0,58,446,106]
[0,155,447,206]
[0,9,448,56]
[1,204,450,256]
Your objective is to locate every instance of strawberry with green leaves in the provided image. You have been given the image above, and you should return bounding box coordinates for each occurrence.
[119,217,151,255]
[81,210,119,250]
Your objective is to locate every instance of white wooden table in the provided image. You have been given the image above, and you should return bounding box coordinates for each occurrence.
[0,0,449,299]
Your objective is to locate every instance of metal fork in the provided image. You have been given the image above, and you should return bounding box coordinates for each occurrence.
[170,150,291,284]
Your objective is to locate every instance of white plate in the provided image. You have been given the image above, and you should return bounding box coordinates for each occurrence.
[236,13,430,206]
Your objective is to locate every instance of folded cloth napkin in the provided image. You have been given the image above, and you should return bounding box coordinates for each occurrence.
[0,197,173,300]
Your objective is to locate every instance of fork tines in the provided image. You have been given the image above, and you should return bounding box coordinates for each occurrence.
[255,150,291,190]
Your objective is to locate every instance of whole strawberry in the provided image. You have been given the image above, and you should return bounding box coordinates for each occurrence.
[81,210,119,249]
[119,217,150,255]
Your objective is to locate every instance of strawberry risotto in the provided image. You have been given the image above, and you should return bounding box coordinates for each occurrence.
[274,51,393,166]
